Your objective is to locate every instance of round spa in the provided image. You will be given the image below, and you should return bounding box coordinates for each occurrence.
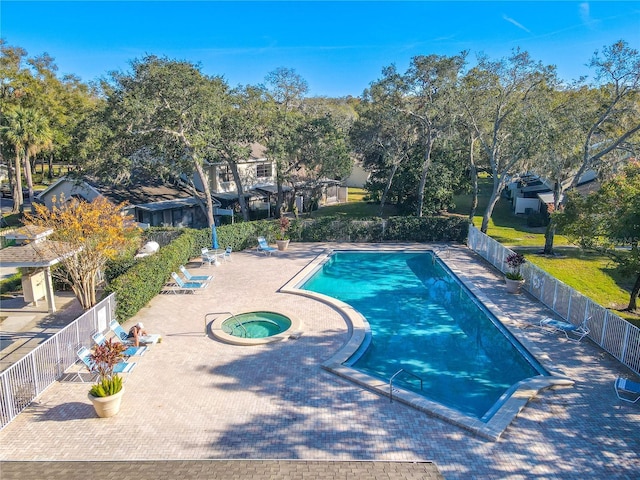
[211,311,300,345]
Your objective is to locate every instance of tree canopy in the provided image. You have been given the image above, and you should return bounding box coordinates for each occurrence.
[25,195,140,309]
[555,161,640,311]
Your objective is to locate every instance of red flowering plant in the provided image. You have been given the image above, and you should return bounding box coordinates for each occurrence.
[505,253,526,280]
[277,216,290,241]
[88,338,126,397]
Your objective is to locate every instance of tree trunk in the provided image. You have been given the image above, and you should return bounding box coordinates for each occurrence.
[228,160,249,221]
[24,152,34,204]
[480,191,500,234]
[481,173,508,234]
[274,158,286,217]
[48,154,54,180]
[543,222,556,255]
[13,151,24,213]
[627,273,640,311]
[468,136,478,222]
[193,161,215,227]
[379,162,399,217]
[543,181,562,255]
[416,139,434,218]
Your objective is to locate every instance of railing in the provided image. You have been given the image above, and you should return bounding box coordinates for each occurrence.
[204,311,246,336]
[467,225,640,375]
[0,294,116,430]
[389,368,424,403]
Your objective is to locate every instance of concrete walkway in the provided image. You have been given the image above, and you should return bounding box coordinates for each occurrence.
[0,288,82,371]
[0,243,638,479]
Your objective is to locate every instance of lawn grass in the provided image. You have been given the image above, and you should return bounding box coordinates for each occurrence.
[452,179,570,248]
[347,187,368,202]
[523,248,639,326]
[307,187,399,218]
[452,178,638,324]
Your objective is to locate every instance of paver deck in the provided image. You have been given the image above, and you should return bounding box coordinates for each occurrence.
[0,243,638,479]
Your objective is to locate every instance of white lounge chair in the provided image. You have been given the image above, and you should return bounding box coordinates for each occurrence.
[76,346,136,382]
[615,377,640,403]
[257,237,277,256]
[92,331,147,357]
[109,320,161,345]
[170,272,210,293]
[539,317,590,342]
[179,265,213,282]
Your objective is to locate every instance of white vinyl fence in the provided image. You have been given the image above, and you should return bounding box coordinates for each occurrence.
[468,226,640,376]
[0,294,116,430]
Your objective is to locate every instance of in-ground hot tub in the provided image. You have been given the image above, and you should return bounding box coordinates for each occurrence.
[210,311,301,345]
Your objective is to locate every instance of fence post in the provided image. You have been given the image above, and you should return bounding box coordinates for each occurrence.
[1,376,15,423]
[601,310,609,345]
[30,354,39,397]
[621,323,630,364]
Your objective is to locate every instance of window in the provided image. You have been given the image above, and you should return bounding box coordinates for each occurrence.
[256,163,272,178]
[218,165,232,182]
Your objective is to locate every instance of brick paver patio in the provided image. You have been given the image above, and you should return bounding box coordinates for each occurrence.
[0,243,638,479]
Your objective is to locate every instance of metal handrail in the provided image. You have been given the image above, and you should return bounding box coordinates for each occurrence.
[389,368,424,403]
[204,311,247,337]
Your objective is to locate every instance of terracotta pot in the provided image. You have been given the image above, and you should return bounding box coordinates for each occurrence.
[505,277,525,294]
[276,239,290,251]
[88,388,124,418]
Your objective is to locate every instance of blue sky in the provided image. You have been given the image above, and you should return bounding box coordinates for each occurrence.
[2,1,639,97]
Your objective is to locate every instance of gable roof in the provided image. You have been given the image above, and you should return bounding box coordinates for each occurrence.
[94,178,206,206]
[36,175,219,208]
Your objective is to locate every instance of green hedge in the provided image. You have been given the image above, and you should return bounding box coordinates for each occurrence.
[104,230,198,321]
[107,215,469,321]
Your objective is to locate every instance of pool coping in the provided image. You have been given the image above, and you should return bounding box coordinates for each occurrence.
[209,310,303,346]
[280,244,574,441]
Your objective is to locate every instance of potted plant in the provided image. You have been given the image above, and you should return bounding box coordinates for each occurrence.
[505,252,526,294]
[276,216,290,251]
[87,337,127,418]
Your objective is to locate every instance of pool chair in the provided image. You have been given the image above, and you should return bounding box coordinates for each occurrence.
[170,271,210,293]
[201,248,221,266]
[539,317,590,342]
[91,331,147,357]
[615,377,640,404]
[220,246,233,262]
[179,265,213,282]
[76,346,136,382]
[257,237,277,256]
[109,320,161,345]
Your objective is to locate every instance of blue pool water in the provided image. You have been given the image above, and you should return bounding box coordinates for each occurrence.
[222,312,292,339]
[301,251,547,420]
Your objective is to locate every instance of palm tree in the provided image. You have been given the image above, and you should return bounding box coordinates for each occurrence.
[2,106,52,212]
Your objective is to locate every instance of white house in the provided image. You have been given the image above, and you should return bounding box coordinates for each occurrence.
[508,171,600,215]
[194,143,292,215]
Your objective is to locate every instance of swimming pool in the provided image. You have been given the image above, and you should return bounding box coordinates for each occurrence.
[283,248,569,439]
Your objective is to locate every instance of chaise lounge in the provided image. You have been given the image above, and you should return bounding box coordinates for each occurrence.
[257,236,277,256]
[539,317,590,342]
[170,272,210,293]
[109,320,161,345]
[92,331,147,357]
[614,377,640,403]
